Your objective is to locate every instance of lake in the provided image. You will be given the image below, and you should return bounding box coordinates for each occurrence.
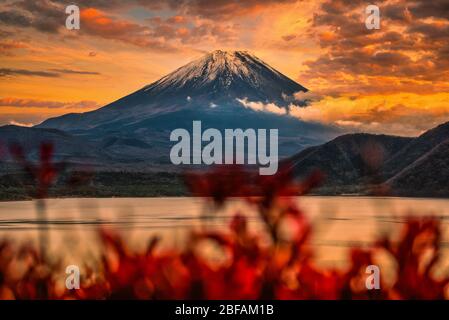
[1,196,449,272]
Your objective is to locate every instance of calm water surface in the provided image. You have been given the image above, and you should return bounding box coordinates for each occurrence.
[0,196,448,269]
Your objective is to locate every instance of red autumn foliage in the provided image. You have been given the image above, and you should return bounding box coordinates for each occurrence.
[0,145,448,300]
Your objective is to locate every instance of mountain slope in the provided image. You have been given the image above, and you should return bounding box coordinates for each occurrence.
[289,121,449,196]
[387,139,449,196]
[0,125,112,166]
[290,133,413,186]
[381,121,449,179]
[0,125,184,174]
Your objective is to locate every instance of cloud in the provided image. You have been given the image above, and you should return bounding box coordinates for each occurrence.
[52,0,127,10]
[0,10,32,27]
[9,120,34,127]
[0,97,100,109]
[0,68,60,78]
[0,40,27,56]
[48,69,100,75]
[292,0,449,138]
[0,0,65,33]
[79,8,178,51]
[52,0,299,19]
[77,8,238,50]
[406,0,449,20]
[1,0,294,49]
[0,68,100,78]
[1,0,447,138]
[0,113,58,127]
[237,97,287,115]
[301,0,449,97]
[282,34,297,42]
[146,14,237,45]
[140,0,300,19]
[293,91,324,104]
[0,0,296,56]
[289,93,449,136]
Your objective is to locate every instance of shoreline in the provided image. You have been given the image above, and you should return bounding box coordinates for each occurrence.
[1,193,449,203]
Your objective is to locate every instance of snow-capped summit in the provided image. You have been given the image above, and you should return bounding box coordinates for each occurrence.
[145,50,289,89]
[142,50,307,105]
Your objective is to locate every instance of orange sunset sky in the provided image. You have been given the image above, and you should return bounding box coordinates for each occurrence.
[0,0,448,136]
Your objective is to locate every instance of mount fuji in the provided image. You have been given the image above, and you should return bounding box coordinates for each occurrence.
[33,50,340,168]
[3,50,447,198]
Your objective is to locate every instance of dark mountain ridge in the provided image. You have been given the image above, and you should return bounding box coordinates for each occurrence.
[1,122,448,199]
[289,121,449,196]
